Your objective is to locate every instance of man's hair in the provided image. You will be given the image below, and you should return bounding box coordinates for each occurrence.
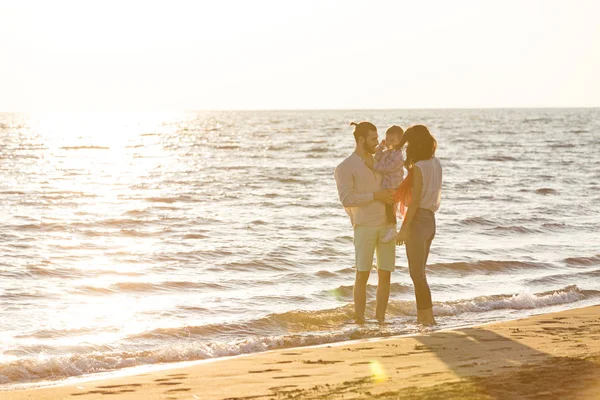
[350,121,376,143]
[404,125,437,168]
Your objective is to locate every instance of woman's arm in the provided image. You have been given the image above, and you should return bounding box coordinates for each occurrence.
[397,166,423,244]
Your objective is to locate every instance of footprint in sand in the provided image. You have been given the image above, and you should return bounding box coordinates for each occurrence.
[415,371,443,378]
[96,384,142,389]
[269,385,298,391]
[248,368,281,373]
[382,352,411,358]
[71,383,142,396]
[301,360,343,365]
[272,374,311,379]
[154,377,188,382]
[165,388,191,393]
[71,389,137,396]
[490,347,515,352]
[343,347,375,352]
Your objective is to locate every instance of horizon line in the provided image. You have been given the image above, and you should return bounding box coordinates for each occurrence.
[1,106,599,113]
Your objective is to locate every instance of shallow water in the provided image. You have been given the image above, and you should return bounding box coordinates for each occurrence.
[1,109,599,385]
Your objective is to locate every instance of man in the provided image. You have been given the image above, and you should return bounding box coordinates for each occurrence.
[334,121,395,323]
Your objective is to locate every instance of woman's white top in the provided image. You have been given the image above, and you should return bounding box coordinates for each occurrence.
[415,157,442,212]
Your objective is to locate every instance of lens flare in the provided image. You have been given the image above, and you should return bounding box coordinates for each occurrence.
[369,360,388,383]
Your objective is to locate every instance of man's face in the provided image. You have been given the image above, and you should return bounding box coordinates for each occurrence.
[362,130,379,154]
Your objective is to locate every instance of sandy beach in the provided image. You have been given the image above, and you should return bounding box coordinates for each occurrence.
[4,304,599,400]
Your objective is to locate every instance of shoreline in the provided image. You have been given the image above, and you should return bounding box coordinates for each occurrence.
[3,300,596,392]
[5,303,600,399]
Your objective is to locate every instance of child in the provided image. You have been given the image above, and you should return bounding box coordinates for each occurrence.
[373,125,406,243]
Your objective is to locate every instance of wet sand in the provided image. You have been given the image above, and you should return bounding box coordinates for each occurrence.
[5,304,600,400]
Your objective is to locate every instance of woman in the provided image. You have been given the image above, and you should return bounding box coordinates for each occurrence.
[395,125,442,326]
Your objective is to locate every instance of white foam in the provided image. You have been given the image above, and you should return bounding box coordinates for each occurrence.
[433,286,588,316]
[1,285,596,386]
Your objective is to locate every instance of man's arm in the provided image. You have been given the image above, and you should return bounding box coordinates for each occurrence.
[335,165,393,207]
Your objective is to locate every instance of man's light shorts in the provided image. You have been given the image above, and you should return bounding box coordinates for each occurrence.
[353,224,396,272]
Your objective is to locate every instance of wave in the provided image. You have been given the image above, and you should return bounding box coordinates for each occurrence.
[489,225,543,234]
[131,286,596,340]
[535,188,557,195]
[1,191,27,195]
[526,270,600,286]
[542,223,566,230]
[217,260,291,272]
[0,291,50,300]
[334,267,355,275]
[455,179,494,189]
[549,143,576,148]
[119,229,156,237]
[1,286,596,385]
[325,283,413,300]
[60,146,110,150]
[110,280,226,293]
[305,147,330,153]
[0,329,370,385]
[25,266,143,279]
[564,254,600,266]
[485,156,518,162]
[314,267,355,278]
[25,265,83,279]
[427,260,550,274]
[459,217,496,226]
[315,270,337,278]
[144,196,191,204]
[182,233,207,239]
[522,117,552,123]
[431,285,597,316]
[12,219,159,234]
[14,327,104,340]
[273,177,312,184]
[12,223,66,233]
[122,209,150,217]
[76,286,117,295]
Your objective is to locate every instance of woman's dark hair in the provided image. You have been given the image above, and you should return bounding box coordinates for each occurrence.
[350,121,377,143]
[404,125,437,169]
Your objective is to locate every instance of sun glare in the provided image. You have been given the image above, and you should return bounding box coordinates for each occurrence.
[31,112,182,146]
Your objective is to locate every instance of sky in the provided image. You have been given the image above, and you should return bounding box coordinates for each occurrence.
[1,0,599,110]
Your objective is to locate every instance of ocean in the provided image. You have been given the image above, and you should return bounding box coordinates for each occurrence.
[1,109,599,387]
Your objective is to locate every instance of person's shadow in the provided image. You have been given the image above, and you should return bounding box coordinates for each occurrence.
[412,326,600,399]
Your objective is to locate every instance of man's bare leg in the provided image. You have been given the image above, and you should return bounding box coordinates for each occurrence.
[375,270,391,322]
[354,270,370,322]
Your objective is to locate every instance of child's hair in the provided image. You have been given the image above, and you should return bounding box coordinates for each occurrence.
[350,121,377,143]
[385,125,405,149]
